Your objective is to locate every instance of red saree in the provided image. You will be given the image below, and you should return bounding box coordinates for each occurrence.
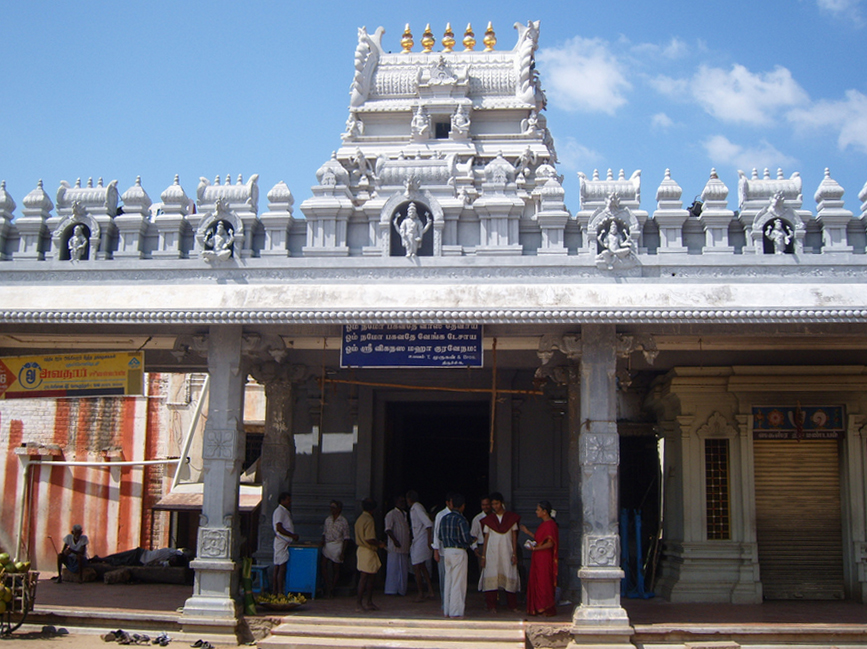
[526,519,558,616]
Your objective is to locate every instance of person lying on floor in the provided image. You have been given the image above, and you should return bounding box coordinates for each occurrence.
[90,547,192,568]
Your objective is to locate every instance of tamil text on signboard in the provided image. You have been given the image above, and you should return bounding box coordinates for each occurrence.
[341,325,483,368]
[0,352,144,399]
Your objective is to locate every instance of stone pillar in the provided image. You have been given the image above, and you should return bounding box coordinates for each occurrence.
[569,324,633,648]
[564,365,583,600]
[249,362,303,566]
[182,325,246,637]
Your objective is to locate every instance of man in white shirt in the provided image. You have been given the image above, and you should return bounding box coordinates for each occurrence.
[272,492,299,595]
[320,499,351,598]
[384,495,410,596]
[406,490,435,601]
[56,524,88,583]
[470,495,493,581]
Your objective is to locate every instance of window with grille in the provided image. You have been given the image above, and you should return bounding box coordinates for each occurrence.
[705,438,731,540]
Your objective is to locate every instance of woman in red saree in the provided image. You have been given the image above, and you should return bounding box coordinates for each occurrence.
[520,500,559,617]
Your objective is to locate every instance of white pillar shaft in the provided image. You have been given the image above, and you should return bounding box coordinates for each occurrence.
[182,325,246,635]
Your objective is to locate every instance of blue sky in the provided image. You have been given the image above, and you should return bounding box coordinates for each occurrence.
[3,1,866,219]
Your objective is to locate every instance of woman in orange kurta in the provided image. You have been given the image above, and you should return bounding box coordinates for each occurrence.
[520,500,559,617]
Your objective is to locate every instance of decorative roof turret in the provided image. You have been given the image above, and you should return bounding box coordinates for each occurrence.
[698,169,735,252]
[0,181,15,261]
[14,180,53,260]
[0,181,16,222]
[55,177,118,220]
[22,179,54,218]
[653,169,688,254]
[860,180,867,220]
[814,168,854,252]
[259,179,296,257]
[120,176,152,217]
[577,169,642,211]
[737,168,803,213]
[195,173,259,218]
[315,152,350,187]
[160,175,191,215]
[115,176,152,260]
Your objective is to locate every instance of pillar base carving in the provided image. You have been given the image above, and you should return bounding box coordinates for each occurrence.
[182,558,239,638]
[568,567,633,648]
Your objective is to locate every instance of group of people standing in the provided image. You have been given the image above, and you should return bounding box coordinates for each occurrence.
[271,489,560,618]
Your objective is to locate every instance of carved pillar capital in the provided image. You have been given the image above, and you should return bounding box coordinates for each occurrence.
[535,333,581,385]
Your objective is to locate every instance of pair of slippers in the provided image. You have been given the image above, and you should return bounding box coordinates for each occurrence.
[190,640,213,649]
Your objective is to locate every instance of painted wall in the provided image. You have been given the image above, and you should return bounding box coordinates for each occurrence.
[0,374,174,572]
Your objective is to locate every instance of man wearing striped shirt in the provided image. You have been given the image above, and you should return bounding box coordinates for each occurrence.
[437,493,475,618]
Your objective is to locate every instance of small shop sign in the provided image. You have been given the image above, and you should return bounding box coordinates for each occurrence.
[752,405,845,439]
[0,352,143,399]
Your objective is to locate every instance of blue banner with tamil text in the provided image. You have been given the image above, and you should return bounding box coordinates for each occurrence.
[340,325,483,368]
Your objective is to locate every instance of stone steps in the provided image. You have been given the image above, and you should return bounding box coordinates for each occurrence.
[258,615,527,649]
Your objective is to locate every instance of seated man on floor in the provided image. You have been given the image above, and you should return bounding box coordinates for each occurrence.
[56,524,88,583]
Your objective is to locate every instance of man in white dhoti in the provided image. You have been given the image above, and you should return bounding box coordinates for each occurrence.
[406,490,435,601]
[438,493,474,618]
[479,491,521,612]
[431,493,456,604]
[272,492,299,595]
[384,494,410,596]
[320,499,351,597]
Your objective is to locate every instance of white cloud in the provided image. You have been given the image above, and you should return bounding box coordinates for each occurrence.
[555,136,602,171]
[538,37,631,114]
[648,74,689,98]
[692,64,809,125]
[703,135,798,171]
[630,37,690,60]
[651,113,675,130]
[816,0,863,22]
[788,89,867,154]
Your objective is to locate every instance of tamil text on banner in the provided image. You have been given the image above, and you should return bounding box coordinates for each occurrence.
[0,352,144,399]
[341,325,482,368]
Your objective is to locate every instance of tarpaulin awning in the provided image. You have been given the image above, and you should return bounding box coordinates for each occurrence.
[153,484,262,513]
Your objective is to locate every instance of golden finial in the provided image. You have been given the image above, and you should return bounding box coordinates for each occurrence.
[463,23,476,51]
[400,24,414,53]
[421,23,435,53]
[483,22,496,52]
[442,23,455,52]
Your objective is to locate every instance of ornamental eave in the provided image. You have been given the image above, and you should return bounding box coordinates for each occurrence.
[1,306,865,326]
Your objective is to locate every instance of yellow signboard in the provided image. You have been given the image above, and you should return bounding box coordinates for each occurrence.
[0,352,143,399]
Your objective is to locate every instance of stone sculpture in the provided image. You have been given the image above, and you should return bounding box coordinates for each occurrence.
[393,202,431,258]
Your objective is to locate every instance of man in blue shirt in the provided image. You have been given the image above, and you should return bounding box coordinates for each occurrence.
[437,493,474,618]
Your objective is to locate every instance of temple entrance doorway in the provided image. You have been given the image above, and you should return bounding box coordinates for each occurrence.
[383,400,490,525]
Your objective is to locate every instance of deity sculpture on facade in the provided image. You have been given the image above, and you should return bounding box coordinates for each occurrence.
[202,221,235,262]
[515,146,537,180]
[521,109,539,135]
[450,105,470,139]
[67,224,88,261]
[342,111,365,141]
[393,202,432,258]
[764,218,793,254]
[410,106,430,140]
[351,148,375,187]
[596,219,633,270]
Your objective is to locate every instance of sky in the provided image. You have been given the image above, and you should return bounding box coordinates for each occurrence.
[2,1,867,220]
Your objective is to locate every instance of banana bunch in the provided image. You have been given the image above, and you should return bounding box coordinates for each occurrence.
[255,592,307,605]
